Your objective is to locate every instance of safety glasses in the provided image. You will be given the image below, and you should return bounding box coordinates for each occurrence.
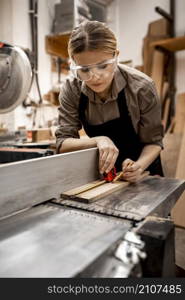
[70,56,117,81]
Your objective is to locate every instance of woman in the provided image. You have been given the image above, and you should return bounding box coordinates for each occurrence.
[55,21,164,182]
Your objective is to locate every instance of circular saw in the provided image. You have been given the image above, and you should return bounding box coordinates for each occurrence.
[0,43,32,113]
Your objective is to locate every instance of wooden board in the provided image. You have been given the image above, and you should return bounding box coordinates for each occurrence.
[172,124,185,227]
[62,171,150,203]
[162,97,170,132]
[58,177,185,221]
[63,180,129,203]
[151,36,185,52]
[161,133,182,177]
[143,18,170,76]
[161,81,169,105]
[63,179,106,196]
[174,93,185,134]
[151,50,165,98]
[147,18,170,36]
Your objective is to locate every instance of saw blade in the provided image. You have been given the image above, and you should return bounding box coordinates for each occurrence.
[0,45,32,113]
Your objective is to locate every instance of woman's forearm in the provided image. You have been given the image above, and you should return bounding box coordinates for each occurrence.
[136,144,162,171]
[59,137,97,153]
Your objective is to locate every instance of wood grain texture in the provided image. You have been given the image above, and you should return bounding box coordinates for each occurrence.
[174,93,185,134]
[151,36,185,52]
[161,133,182,177]
[143,19,169,76]
[0,148,99,218]
[63,179,106,196]
[63,171,149,203]
[63,180,129,203]
[162,97,170,131]
[161,81,169,106]
[58,176,185,221]
[151,50,165,98]
[75,181,129,203]
[172,124,185,227]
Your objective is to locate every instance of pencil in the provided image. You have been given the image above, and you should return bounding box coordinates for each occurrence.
[112,171,123,183]
[113,161,134,183]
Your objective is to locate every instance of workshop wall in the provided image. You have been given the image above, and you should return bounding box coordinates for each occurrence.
[0,0,184,131]
[117,0,185,94]
[0,0,59,131]
[175,0,185,94]
[0,0,118,131]
[0,0,14,130]
[117,0,169,65]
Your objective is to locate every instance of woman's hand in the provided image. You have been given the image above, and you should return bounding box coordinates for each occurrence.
[94,136,119,174]
[122,158,144,183]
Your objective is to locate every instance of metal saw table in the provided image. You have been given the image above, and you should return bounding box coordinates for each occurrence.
[0,148,184,277]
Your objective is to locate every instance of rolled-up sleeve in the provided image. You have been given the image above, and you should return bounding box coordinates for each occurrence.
[55,79,82,153]
[138,81,164,148]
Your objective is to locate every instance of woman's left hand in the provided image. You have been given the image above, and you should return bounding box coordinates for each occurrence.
[122,158,144,183]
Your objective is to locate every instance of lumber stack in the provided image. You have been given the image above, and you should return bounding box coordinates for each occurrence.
[141,18,177,132]
[161,93,185,228]
[143,18,170,76]
[171,94,185,227]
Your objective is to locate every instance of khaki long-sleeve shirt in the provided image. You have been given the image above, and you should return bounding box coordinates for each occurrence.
[55,64,164,152]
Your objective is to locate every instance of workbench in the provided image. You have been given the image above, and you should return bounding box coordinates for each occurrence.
[0,148,184,277]
[0,147,53,163]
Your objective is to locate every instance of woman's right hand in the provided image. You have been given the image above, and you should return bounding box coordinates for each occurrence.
[93,136,119,175]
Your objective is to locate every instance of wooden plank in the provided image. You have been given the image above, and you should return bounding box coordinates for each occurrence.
[0,148,99,218]
[151,36,185,52]
[161,81,169,105]
[79,181,129,201]
[143,18,170,75]
[143,37,160,76]
[162,97,170,131]
[172,124,185,227]
[63,179,106,196]
[175,227,185,270]
[161,133,182,177]
[174,93,185,134]
[63,171,149,203]
[147,18,170,36]
[72,181,129,203]
[58,177,185,221]
[175,129,185,179]
[151,50,165,98]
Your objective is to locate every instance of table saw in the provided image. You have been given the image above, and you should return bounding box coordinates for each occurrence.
[0,148,184,278]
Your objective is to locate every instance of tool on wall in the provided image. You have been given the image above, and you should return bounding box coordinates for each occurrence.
[28,0,42,105]
[21,0,45,127]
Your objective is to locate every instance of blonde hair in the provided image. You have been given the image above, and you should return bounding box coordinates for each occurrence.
[68,20,117,57]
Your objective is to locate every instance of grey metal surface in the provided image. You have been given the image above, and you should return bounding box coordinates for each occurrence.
[0,148,99,218]
[56,176,185,221]
[0,204,131,277]
[0,45,32,113]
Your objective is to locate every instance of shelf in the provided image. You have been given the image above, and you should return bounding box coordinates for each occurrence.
[151,36,185,52]
[45,33,71,58]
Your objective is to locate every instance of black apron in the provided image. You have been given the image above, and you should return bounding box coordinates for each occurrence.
[79,89,163,176]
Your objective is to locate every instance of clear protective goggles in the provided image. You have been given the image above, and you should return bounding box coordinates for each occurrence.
[70,56,117,81]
